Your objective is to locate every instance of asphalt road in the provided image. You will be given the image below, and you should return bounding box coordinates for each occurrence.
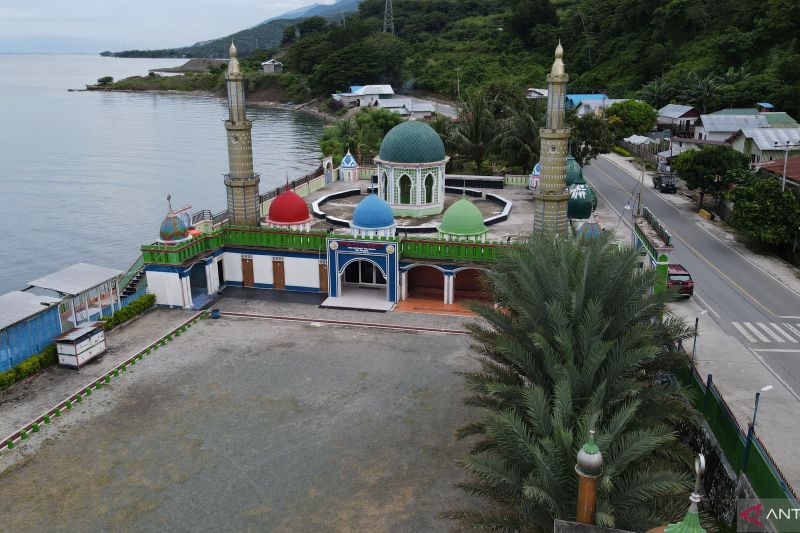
[584,156,800,397]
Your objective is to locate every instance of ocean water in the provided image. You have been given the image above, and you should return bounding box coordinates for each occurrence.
[0,54,324,294]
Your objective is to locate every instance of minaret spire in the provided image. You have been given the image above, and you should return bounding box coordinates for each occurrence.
[223,41,260,226]
[533,41,571,233]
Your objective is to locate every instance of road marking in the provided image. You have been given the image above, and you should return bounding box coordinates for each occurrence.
[784,323,800,338]
[752,348,800,353]
[585,163,776,317]
[733,322,758,342]
[599,155,800,302]
[757,322,785,342]
[778,316,800,319]
[769,322,796,342]
[743,322,771,342]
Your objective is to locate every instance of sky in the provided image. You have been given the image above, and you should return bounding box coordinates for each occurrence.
[0,0,333,52]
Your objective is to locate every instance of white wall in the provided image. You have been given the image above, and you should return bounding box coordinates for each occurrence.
[146,271,187,307]
[284,257,320,289]
[252,255,274,285]
[222,253,243,283]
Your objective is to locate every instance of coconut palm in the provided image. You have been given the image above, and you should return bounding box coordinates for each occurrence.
[449,89,507,172]
[445,233,697,532]
[638,77,676,109]
[678,72,719,113]
[500,99,547,173]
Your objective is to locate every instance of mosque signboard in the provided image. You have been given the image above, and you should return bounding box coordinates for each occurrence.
[326,238,399,303]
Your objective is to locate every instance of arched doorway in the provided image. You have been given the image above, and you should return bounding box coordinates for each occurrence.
[382,171,389,200]
[339,259,389,305]
[399,175,412,204]
[424,174,433,203]
[453,268,490,303]
[406,265,445,302]
[325,161,334,184]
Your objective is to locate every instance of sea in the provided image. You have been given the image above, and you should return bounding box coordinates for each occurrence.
[0,54,325,294]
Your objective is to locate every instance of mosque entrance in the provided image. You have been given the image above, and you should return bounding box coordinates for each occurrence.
[343,260,387,288]
[453,268,490,303]
[188,262,208,297]
[406,265,445,302]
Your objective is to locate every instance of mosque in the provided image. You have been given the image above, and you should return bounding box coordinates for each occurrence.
[143,42,603,312]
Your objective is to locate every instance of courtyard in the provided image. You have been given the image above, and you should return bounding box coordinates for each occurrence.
[0,311,479,531]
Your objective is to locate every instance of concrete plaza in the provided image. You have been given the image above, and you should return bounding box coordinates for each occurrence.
[0,313,478,531]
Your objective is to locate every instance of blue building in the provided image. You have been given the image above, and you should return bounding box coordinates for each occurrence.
[0,291,62,372]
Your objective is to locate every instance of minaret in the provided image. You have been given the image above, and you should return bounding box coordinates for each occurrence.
[575,429,603,524]
[224,42,261,226]
[533,41,570,233]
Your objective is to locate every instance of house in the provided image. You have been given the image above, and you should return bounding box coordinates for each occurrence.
[657,137,726,170]
[729,127,800,164]
[566,94,628,117]
[694,114,768,141]
[332,85,395,108]
[763,112,799,128]
[377,98,436,120]
[657,104,700,133]
[711,107,759,115]
[754,155,800,187]
[526,88,548,99]
[261,59,283,74]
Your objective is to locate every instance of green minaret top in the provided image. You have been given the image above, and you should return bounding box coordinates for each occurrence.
[576,430,603,477]
[665,455,706,533]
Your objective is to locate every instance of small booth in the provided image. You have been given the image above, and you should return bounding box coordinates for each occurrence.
[55,324,107,369]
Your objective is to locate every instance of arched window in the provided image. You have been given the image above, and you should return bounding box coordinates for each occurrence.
[382,172,389,200]
[424,174,434,203]
[399,175,412,204]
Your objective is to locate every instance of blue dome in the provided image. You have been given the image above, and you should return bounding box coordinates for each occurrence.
[352,194,395,229]
[341,150,358,168]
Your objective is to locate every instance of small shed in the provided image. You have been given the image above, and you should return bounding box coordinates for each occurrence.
[261,59,283,74]
[29,263,123,330]
[55,324,107,369]
[0,291,62,371]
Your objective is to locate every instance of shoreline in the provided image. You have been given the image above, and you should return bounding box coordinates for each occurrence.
[81,86,339,121]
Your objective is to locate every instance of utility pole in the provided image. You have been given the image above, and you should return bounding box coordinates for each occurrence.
[775,140,800,191]
[383,0,395,35]
[455,67,461,100]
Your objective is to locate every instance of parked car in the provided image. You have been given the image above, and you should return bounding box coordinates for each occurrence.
[653,172,678,193]
[667,264,694,297]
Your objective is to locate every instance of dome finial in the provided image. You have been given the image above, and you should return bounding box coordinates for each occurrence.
[229,41,238,59]
[551,40,565,76]
[576,429,603,477]
[167,194,174,214]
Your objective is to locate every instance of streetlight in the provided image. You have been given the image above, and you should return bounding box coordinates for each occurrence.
[691,309,708,365]
[741,385,774,472]
[772,140,800,191]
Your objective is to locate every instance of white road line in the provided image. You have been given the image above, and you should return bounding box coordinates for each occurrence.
[744,322,771,342]
[733,322,758,343]
[693,293,720,319]
[757,322,785,342]
[778,316,800,319]
[752,348,800,353]
[769,323,796,342]
[784,323,800,339]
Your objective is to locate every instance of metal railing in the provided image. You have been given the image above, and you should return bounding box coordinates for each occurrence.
[119,254,144,290]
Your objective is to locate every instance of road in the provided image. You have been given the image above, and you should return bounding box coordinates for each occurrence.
[584,156,800,398]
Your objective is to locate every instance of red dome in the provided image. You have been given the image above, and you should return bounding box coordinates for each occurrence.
[266,190,312,224]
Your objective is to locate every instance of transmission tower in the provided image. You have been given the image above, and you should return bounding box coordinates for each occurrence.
[383,0,395,35]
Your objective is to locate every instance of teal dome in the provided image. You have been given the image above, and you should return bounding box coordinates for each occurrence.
[567,183,597,220]
[438,198,488,236]
[566,152,583,187]
[379,121,446,164]
[352,194,395,229]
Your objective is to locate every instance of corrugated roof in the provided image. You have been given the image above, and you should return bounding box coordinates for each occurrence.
[699,114,768,132]
[353,85,394,96]
[0,291,61,330]
[764,112,799,127]
[712,108,759,115]
[735,127,800,151]
[659,104,697,119]
[757,102,775,109]
[755,156,800,181]
[29,263,122,296]
[377,98,412,109]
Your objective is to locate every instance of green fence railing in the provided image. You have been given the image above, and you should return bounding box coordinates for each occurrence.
[678,367,798,508]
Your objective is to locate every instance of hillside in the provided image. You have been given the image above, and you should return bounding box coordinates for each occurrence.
[255,0,362,27]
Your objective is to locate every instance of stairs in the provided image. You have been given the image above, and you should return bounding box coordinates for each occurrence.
[121,267,146,297]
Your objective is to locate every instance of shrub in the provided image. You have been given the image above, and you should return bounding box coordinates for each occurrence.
[102,294,156,331]
[97,76,114,86]
[612,145,632,157]
[0,344,59,391]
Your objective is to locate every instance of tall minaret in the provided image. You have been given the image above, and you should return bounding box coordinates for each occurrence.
[224,42,261,226]
[533,41,570,233]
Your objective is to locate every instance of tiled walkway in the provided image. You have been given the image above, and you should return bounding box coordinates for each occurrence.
[394,297,475,316]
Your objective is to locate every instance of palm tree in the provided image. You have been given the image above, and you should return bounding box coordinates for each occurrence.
[449,89,507,172]
[445,233,697,532]
[638,77,675,109]
[678,72,719,113]
[500,99,547,173]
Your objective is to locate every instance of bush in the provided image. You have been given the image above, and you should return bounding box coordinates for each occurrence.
[612,145,632,157]
[0,344,58,391]
[102,294,156,331]
[97,76,114,85]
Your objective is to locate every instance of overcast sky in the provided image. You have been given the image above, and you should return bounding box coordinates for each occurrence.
[0,0,331,51]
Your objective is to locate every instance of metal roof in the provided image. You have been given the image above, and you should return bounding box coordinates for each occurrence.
[29,263,123,296]
[735,127,800,151]
[755,156,800,181]
[698,114,768,132]
[711,108,759,115]
[377,98,412,109]
[659,104,697,119]
[0,291,61,330]
[757,102,775,109]
[764,112,799,127]
[623,134,656,145]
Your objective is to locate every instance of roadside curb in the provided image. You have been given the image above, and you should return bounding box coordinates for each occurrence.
[0,311,207,454]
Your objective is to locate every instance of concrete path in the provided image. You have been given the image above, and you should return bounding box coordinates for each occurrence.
[587,154,800,492]
[0,308,196,439]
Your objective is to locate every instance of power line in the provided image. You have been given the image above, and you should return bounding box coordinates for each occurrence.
[383,0,395,35]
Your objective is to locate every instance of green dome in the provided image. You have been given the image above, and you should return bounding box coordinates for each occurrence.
[438,198,488,236]
[566,152,583,187]
[379,121,446,164]
[568,183,597,220]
